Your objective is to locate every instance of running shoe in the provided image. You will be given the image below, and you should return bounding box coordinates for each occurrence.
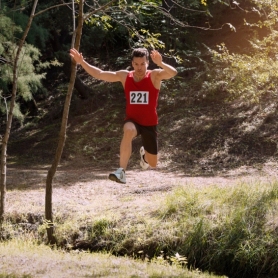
[140,146,149,170]
[109,168,126,184]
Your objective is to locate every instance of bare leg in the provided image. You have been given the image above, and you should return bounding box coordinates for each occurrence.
[120,122,137,170]
[144,151,157,168]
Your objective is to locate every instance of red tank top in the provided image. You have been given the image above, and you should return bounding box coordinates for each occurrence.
[124,71,159,126]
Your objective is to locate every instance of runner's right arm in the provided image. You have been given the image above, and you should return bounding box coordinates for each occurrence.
[69,48,127,83]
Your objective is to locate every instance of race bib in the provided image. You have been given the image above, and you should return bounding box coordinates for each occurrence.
[130,91,149,104]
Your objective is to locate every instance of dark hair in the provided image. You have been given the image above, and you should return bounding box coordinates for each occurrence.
[131,48,149,61]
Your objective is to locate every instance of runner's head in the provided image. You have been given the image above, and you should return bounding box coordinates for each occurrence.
[131,48,149,61]
[131,48,149,75]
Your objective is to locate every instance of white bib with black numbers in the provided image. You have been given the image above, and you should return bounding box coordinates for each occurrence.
[130,91,149,104]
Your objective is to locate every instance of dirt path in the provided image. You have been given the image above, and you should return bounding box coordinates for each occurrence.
[5,161,278,219]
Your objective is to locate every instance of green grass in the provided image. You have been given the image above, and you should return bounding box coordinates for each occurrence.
[1,179,278,277]
[0,239,224,278]
[158,180,278,277]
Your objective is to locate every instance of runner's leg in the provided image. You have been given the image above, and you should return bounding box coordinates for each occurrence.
[141,125,158,168]
[144,151,157,168]
[120,122,137,170]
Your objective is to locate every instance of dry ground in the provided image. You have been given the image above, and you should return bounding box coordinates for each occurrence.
[5,159,278,219]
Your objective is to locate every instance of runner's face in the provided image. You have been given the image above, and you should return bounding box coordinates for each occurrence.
[132,56,149,77]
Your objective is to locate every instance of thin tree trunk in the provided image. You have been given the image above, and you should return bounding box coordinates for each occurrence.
[45,0,84,244]
[62,57,92,99]
[0,0,38,222]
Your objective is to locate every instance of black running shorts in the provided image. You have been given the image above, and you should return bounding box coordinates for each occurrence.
[124,120,158,155]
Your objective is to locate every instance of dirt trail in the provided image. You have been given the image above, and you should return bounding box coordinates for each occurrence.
[5,161,278,219]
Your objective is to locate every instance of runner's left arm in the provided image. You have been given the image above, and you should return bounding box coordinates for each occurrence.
[150,50,177,80]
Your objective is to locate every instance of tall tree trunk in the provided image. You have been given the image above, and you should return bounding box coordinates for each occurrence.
[0,0,38,222]
[62,57,92,99]
[45,0,84,244]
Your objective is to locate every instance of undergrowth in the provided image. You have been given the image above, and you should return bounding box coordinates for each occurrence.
[159,181,278,277]
[1,179,278,277]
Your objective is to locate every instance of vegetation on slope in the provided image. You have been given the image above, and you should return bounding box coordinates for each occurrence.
[1,0,278,277]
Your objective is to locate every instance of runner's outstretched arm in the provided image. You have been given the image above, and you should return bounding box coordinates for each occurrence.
[69,48,126,83]
[150,50,177,80]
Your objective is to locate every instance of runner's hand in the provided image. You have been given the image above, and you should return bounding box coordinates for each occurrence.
[150,50,163,67]
[69,48,83,64]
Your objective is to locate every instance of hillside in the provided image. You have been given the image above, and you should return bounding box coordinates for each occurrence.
[7,73,278,176]
[2,3,278,277]
[6,3,278,176]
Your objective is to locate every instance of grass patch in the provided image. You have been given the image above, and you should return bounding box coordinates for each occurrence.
[1,179,278,277]
[158,180,278,277]
[0,239,224,278]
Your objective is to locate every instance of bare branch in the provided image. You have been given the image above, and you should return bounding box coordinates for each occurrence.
[0,95,11,122]
[71,0,76,48]
[34,2,73,17]
[145,2,235,31]
[83,0,117,22]
[162,0,208,13]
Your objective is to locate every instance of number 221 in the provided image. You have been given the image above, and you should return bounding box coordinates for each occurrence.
[130,92,149,104]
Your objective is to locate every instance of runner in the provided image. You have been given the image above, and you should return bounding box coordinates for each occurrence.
[70,47,177,184]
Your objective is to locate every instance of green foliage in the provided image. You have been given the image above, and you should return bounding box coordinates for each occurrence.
[89,218,112,238]
[82,0,223,57]
[257,6,277,35]
[10,102,25,123]
[16,45,46,99]
[132,29,165,49]
[85,14,113,30]
[199,43,278,102]
[195,0,278,103]
[4,9,49,49]
[0,13,22,42]
[82,12,130,59]
[158,182,278,277]
[0,13,60,123]
[1,41,46,97]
